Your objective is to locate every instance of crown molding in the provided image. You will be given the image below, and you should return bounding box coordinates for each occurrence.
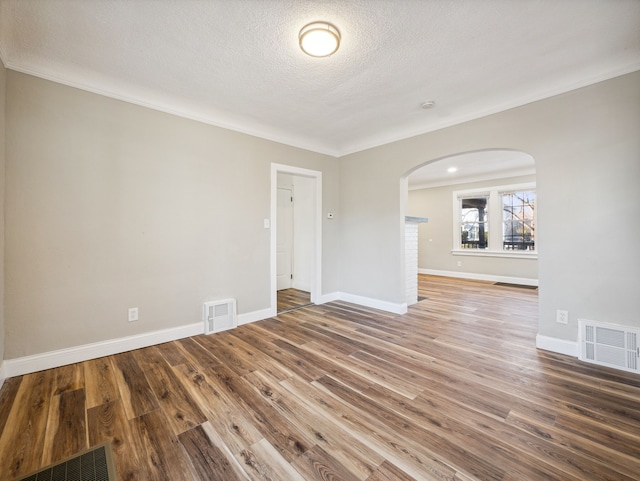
[338,63,640,157]
[4,62,342,158]
[4,61,640,158]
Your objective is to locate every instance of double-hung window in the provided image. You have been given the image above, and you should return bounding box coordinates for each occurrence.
[453,182,536,257]
[502,190,535,251]
[460,196,489,249]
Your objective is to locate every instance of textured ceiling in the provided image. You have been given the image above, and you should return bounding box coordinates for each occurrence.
[0,0,639,157]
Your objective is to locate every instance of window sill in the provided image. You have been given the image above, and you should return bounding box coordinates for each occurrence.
[451,249,538,260]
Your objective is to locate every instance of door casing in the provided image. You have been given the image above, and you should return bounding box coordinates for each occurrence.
[270,163,322,316]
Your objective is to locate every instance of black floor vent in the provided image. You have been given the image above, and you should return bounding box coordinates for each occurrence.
[14,442,116,481]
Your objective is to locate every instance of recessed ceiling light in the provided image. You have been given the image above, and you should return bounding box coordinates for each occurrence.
[299,22,341,57]
[421,100,436,109]
[447,167,458,173]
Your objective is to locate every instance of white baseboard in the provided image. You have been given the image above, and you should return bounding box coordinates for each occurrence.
[419,268,538,287]
[536,334,578,357]
[317,291,407,315]
[3,322,205,379]
[1,303,282,379]
[238,307,275,326]
[281,290,404,315]
[0,293,410,381]
[316,292,340,304]
[338,292,408,315]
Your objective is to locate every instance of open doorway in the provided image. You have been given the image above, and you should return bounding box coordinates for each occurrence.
[403,149,538,296]
[271,164,322,315]
[276,173,313,312]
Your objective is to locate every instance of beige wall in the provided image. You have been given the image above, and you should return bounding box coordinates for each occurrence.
[3,67,639,360]
[0,61,5,364]
[340,71,640,343]
[408,174,538,280]
[5,71,339,358]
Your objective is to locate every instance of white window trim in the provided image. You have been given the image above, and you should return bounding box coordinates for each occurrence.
[451,249,538,259]
[452,182,537,259]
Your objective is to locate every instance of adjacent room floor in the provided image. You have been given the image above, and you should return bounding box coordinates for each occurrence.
[277,288,312,314]
[0,275,638,480]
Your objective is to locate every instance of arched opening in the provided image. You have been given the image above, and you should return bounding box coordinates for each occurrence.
[401,149,537,307]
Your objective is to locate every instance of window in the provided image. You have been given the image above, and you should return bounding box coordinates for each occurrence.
[460,196,488,249]
[502,191,535,251]
[453,182,536,257]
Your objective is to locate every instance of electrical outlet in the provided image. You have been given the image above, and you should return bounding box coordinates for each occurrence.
[128,307,139,322]
[556,310,568,324]
[456,261,462,267]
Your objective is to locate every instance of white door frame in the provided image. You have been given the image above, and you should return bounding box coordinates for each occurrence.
[270,163,322,315]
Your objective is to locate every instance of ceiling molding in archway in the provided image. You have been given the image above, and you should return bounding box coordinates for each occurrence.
[408,150,535,190]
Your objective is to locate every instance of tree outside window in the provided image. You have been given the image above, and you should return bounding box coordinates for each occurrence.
[460,196,488,249]
[454,182,536,256]
[502,191,535,251]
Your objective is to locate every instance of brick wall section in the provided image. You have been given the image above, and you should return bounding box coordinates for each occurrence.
[405,223,419,306]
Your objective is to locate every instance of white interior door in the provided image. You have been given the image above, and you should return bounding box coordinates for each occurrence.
[276,187,293,290]
[291,176,314,292]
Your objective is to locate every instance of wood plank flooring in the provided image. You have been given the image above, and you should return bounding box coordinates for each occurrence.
[1,275,639,480]
[277,288,312,313]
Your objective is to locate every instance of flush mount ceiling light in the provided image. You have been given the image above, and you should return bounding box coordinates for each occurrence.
[299,22,340,57]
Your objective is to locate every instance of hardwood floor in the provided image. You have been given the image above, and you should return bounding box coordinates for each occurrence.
[1,275,639,480]
[277,288,312,313]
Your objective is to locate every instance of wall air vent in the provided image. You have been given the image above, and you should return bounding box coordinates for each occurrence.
[579,319,639,374]
[203,299,237,335]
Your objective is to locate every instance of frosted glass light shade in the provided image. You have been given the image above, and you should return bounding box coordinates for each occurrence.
[299,22,340,57]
